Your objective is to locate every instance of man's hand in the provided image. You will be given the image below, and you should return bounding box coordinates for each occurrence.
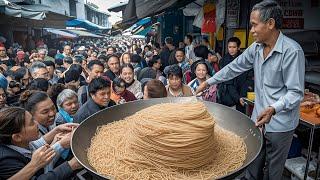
[239,98,245,106]
[255,106,275,127]
[195,81,209,95]
[58,132,72,149]
[55,123,79,133]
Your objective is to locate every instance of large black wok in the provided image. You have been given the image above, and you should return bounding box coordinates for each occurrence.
[71,97,263,179]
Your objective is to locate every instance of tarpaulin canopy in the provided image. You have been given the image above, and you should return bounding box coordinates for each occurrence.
[108,0,128,12]
[0,0,46,20]
[134,26,152,36]
[63,29,103,38]
[66,19,110,31]
[122,0,195,24]
[122,17,151,35]
[45,28,77,38]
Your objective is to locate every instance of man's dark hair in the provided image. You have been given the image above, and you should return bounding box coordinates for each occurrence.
[252,0,283,29]
[185,35,193,43]
[28,78,49,92]
[55,58,63,66]
[227,37,241,47]
[107,54,119,62]
[74,55,84,64]
[175,48,185,55]
[87,60,104,71]
[167,64,183,79]
[65,69,80,83]
[194,45,209,59]
[69,64,82,74]
[165,37,173,45]
[135,48,142,55]
[88,77,111,95]
[63,57,73,65]
[15,68,29,82]
[202,37,209,43]
[43,60,55,69]
[154,42,160,49]
[98,54,107,61]
[148,55,160,67]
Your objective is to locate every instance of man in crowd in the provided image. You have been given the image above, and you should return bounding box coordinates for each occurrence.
[29,61,50,80]
[63,45,72,57]
[74,77,115,123]
[184,34,196,63]
[104,54,120,81]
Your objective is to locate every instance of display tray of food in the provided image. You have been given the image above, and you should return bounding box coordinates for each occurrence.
[300,91,320,125]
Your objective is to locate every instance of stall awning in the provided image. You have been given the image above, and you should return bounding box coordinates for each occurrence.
[108,0,128,12]
[64,29,103,38]
[134,26,152,36]
[45,28,77,38]
[123,17,151,34]
[66,19,110,31]
[0,0,46,20]
[123,0,196,24]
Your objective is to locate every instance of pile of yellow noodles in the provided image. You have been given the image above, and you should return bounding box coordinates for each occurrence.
[87,102,247,180]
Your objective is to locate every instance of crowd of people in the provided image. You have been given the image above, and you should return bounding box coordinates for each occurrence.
[0,32,254,179]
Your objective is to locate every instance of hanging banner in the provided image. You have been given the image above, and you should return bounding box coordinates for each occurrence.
[279,0,304,29]
[226,0,240,28]
[201,3,216,33]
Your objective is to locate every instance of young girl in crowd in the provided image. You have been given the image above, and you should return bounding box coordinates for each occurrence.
[120,64,143,99]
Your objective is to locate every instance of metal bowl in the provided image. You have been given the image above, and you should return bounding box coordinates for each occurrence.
[71,97,263,179]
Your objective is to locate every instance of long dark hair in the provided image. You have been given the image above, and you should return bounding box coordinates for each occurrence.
[0,107,26,144]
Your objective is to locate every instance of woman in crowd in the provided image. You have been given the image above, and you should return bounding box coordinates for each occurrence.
[120,52,131,65]
[188,60,217,102]
[207,50,220,75]
[55,89,79,125]
[166,64,193,97]
[120,64,143,99]
[110,77,137,104]
[188,60,210,93]
[0,107,82,179]
[143,79,167,99]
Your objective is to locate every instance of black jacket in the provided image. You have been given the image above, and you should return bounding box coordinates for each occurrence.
[73,98,116,123]
[0,144,73,179]
[159,47,174,71]
[218,53,241,107]
[235,69,254,113]
[104,70,117,81]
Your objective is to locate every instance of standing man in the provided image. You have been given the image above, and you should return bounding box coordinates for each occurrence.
[159,37,175,71]
[196,1,305,179]
[184,35,196,64]
[62,45,72,58]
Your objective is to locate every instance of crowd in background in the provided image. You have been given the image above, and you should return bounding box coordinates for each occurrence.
[0,34,254,179]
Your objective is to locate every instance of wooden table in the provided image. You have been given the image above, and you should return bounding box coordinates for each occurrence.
[242,98,320,180]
